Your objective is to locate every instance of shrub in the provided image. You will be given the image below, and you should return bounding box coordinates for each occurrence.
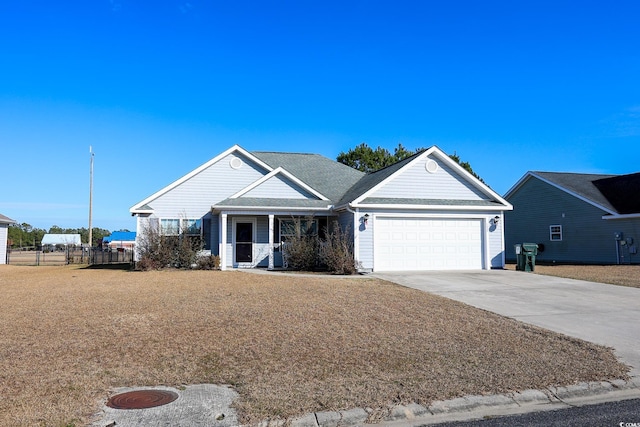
[320,221,359,275]
[196,254,221,270]
[136,219,204,270]
[281,217,319,271]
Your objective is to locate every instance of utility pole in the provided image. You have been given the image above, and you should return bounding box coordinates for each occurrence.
[89,146,94,255]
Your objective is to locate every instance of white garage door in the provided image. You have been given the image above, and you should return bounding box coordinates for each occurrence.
[374,217,483,271]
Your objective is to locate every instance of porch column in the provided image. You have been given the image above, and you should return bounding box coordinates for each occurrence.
[220,213,227,271]
[268,214,274,270]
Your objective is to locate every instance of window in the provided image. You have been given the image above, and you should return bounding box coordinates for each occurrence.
[160,219,180,235]
[279,218,318,244]
[550,225,562,241]
[159,218,202,235]
[184,219,202,235]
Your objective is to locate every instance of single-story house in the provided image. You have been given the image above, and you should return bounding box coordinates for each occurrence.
[0,213,16,265]
[41,234,82,248]
[130,145,512,271]
[103,231,137,250]
[504,171,640,264]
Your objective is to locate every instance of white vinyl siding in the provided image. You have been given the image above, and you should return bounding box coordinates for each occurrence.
[146,153,268,218]
[243,175,316,199]
[370,155,488,201]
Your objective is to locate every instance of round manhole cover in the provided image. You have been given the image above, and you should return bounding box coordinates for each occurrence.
[106,389,179,409]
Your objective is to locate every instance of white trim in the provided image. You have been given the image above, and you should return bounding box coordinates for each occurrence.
[351,203,508,211]
[220,213,227,270]
[371,214,488,272]
[353,208,360,267]
[603,213,640,220]
[232,217,257,268]
[351,146,512,209]
[130,145,274,214]
[549,224,563,241]
[268,215,274,270]
[229,167,329,200]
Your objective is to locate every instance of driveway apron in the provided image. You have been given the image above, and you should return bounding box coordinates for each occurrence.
[374,270,640,378]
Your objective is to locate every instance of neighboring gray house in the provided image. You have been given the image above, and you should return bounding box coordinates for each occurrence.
[504,171,640,265]
[130,145,512,271]
[0,213,16,265]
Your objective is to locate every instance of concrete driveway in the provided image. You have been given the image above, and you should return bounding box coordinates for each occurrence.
[374,269,640,378]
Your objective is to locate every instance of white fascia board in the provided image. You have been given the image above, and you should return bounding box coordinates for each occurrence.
[129,144,274,214]
[526,172,618,216]
[602,213,640,220]
[230,167,329,200]
[212,205,333,213]
[430,146,512,207]
[351,146,511,209]
[351,203,509,211]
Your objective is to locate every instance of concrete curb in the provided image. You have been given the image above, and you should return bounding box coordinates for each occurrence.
[256,378,640,427]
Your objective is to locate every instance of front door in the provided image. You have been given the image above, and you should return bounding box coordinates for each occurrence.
[235,221,254,265]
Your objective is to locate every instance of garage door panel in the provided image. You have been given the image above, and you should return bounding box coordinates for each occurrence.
[374,217,483,271]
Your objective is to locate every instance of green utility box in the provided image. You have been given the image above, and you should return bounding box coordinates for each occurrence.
[515,243,538,272]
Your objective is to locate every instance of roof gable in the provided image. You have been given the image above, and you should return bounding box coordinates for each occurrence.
[130,145,273,214]
[342,146,511,209]
[231,167,328,200]
[505,172,619,215]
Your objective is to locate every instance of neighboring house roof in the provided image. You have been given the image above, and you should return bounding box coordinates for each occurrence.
[41,234,82,246]
[592,172,640,215]
[103,231,137,243]
[0,214,16,224]
[505,171,640,217]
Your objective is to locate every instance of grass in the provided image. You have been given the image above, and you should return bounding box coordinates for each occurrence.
[0,265,630,426]
[532,264,640,288]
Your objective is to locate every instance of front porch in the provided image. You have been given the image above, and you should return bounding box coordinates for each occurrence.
[214,212,332,270]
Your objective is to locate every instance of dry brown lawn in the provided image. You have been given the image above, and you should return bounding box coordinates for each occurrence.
[0,265,630,426]
[531,264,640,288]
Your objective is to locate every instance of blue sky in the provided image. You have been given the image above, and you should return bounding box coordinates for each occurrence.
[1,1,639,232]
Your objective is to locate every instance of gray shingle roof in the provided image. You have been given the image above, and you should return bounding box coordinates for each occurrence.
[528,171,640,215]
[0,213,15,224]
[532,171,618,212]
[592,172,640,214]
[251,151,365,203]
